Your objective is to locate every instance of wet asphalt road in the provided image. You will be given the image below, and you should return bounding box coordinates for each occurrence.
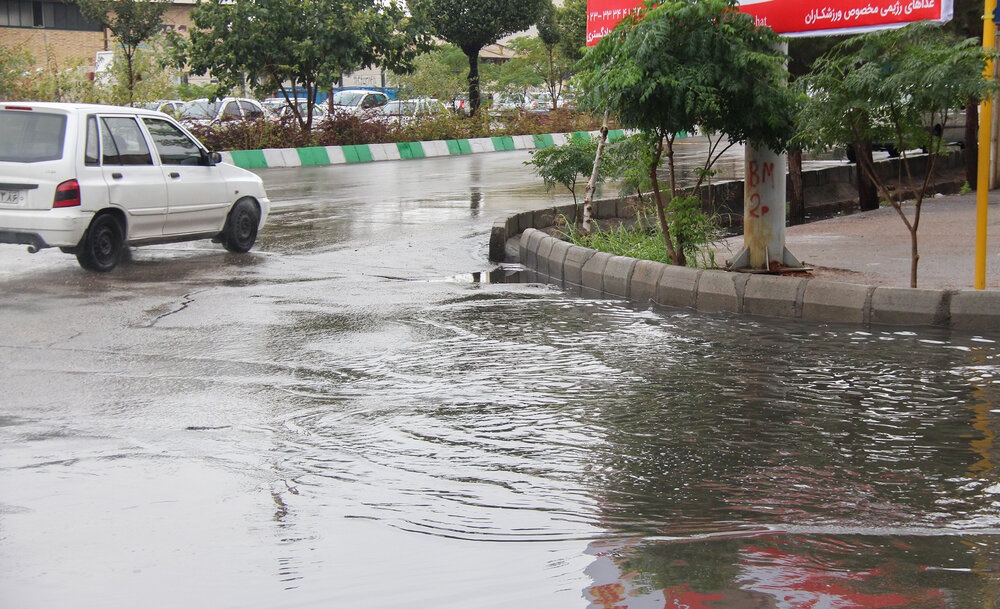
[0,150,598,609]
[0,143,854,608]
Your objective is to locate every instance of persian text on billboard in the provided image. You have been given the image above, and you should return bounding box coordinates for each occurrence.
[586,0,954,45]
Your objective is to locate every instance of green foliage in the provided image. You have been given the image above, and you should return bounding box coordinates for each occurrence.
[502,35,573,109]
[18,55,101,103]
[182,0,429,130]
[556,0,587,65]
[101,42,178,106]
[667,195,719,267]
[408,0,549,114]
[796,23,993,157]
[390,44,471,102]
[73,0,169,104]
[604,133,657,200]
[185,108,602,150]
[796,22,996,288]
[573,0,793,266]
[563,220,675,265]
[575,0,797,152]
[0,42,33,101]
[176,81,224,101]
[561,197,720,269]
[525,136,600,211]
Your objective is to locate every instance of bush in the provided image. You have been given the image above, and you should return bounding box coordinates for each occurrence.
[182,108,605,151]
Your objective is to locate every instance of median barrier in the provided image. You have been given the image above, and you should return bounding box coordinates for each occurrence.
[221,129,634,169]
[507,216,998,332]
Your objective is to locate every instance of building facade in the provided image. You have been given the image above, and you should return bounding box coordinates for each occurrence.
[1,0,196,69]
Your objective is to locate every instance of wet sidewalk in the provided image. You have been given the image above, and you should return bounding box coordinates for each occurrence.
[713,192,1000,291]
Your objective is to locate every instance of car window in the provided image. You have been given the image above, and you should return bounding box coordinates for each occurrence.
[222,101,241,119]
[0,109,67,162]
[361,94,387,109]
[85,115,99,166]
[143,118,203,165]
[332,91,365,106]
[180,101,219,120]
[100,116,153,166]
[240,101,263,119]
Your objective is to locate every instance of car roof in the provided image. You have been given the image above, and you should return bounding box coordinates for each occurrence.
[1,101,170,118]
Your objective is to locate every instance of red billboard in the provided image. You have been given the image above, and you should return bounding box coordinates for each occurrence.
[586,0,955,45]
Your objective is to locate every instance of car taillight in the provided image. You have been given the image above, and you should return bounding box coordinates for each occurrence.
[53,179,81,208]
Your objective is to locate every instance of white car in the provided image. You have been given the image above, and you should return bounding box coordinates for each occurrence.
[0,102,270,272]
[179,97,268,125]
[377,98,448,124]
[330,89,389,115]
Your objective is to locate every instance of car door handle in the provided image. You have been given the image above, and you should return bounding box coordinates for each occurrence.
[169,172,180,179]
[111,172,123,180]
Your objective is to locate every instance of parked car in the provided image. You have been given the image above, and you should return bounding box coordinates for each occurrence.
[269,99,328,122]
[179,97,268,125]
[0,102,270,271]
[137,100,185,116]
[377,98,448,124]
[492,93,527,111]
[525,91,553,113]
[330,89,389,115]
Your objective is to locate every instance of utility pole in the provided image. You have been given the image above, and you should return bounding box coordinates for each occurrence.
[975,0,996,290]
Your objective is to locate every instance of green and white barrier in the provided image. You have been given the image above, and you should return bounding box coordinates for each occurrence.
[218,129,673,169]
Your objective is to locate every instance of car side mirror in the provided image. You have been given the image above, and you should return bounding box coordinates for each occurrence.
[202,150,222,166]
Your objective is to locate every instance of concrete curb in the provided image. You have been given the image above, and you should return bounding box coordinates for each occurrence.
[495,209,999,332]
[219,128,660,169]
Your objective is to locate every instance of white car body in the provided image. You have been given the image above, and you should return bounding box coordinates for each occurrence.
[330,89,389,115]
[377,98,448,124]
[179,97,268,125]
[0,102,270,271]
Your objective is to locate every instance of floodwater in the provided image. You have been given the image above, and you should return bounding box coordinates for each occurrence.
[1,150,998,609]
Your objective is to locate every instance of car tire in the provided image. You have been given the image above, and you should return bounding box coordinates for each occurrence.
[221,198,260,253]
[76,213,125,272]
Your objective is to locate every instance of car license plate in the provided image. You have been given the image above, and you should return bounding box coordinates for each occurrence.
[0,189,27,205]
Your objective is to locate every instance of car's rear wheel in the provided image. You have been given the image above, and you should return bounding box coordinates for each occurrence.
[76,213,124,272]
[221,198,260,253]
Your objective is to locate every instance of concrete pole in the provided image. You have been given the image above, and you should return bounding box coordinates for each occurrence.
[729,42,802,272]
[729,145,802,270]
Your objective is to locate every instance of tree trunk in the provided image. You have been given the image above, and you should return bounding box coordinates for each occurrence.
[965,98,978,186]
[909,227,920,288]
[464,46,482,116]
[649,141,683,267]
[582,112,610,234]
[854,141,879,211]
[788,149,805,225]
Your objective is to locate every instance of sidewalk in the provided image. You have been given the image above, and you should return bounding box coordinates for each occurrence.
[713,192,1000,291]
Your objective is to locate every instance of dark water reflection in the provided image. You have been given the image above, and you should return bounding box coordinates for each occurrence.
[264,272,1000,607]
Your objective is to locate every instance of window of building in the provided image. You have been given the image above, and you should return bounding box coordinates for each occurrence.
[0,0,102,31]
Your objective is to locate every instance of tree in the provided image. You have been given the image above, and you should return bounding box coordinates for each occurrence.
[390,44,469,102]
[182,0,428,130]
[0,42,33,101]
[525,135,601,215]
[73,0,168,106]
[556,0,588,66]
[575,0,797,267]
[408,0,549,116]
[502,35,573,109]
[797,23,994,288]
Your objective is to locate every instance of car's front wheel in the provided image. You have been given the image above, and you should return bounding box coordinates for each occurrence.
[76,213,125,272]
[220,198,260,253]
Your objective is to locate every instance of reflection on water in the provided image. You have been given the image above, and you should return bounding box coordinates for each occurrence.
[261,275,1000,606]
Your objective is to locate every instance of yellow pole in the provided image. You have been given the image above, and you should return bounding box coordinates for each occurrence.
[976,0,996,290]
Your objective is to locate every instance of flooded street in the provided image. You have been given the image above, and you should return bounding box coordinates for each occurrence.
[2,149,999,608]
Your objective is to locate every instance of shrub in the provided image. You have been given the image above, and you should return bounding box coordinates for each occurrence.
[184,108,605,151]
